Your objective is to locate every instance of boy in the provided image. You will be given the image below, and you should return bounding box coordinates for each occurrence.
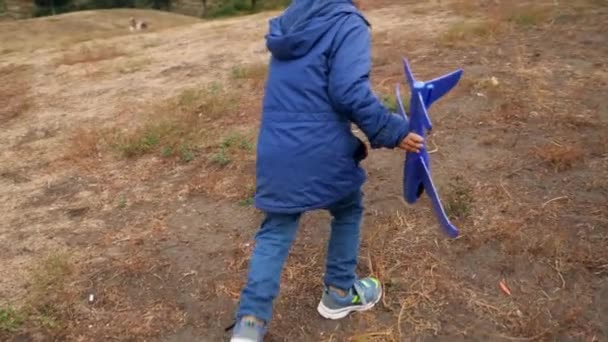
[230,0,424,340]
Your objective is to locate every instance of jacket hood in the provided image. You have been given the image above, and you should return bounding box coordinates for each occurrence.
[266,0,368,60]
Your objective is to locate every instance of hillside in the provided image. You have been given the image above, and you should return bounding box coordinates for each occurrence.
[0,9,202,53]
[1,1,607,341]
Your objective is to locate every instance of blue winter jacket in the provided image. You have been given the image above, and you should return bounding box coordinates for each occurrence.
[254,0,410,213]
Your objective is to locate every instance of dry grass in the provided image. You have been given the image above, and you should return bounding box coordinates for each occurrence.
[116,57,154,74]
[56,44,126,66]
[448,0,479,17]
[448,1,554,30]
[65,82,261,202]
[0,253,78,335]
[443,175,475,221]
[444,0,541,42]
[354,211,451,338]
[0,64,32,125]
[506,4,553,27]
[458,76,504,98]
[109,84,240,159]
[231,63,268,89]
[0,9,202,53]
[440,19,503,46]
[66,127,101,160]
[2,1,607,341]
[210,131,255,167]
[0,307,24,333]
[534,143,584,171]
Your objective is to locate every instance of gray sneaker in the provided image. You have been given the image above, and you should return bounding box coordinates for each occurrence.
[229,318,266,342]
[317,277,383,320]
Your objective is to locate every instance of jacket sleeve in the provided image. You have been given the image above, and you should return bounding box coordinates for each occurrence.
[327,16,409,149]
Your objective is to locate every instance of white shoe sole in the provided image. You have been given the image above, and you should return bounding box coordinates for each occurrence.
[316,287,383,320]
[230,338,257,342]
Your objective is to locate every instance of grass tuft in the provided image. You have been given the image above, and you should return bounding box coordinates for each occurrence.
[67,127,101,159]
[56,44,125,66]
[231,63,268,81]
[0,65,32,125]
[380,91,410,114]
[210,147,232,166]
[440,19,502,46]
[209,132,254,167]
[231,63,268,89]
[25,253,74,331]
[508,5,551,27]
[30,253,72,298]
[112,85,239,159]
[0,307,24,332]
[222,132,254,151]
[178,144,195,163]
[444,175,474,221]
[534,144,583,172]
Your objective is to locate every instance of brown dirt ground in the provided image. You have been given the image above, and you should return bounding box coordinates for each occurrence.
[1,1,607,341]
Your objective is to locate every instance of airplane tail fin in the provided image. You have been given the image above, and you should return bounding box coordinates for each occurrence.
[402,58,416,88]
[425,69,463,107]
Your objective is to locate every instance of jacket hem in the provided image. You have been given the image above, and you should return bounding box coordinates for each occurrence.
[254,182,365,214]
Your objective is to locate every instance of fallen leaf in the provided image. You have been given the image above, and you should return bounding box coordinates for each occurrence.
[499,279,512,296]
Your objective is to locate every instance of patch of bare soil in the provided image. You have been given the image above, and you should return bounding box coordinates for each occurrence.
[1,1,606,341]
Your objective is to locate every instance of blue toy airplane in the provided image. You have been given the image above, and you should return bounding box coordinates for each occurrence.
[396,58,463,238]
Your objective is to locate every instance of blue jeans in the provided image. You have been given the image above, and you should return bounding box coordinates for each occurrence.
[236,190,364,323]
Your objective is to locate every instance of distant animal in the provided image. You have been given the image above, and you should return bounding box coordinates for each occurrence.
[129,17,148,32]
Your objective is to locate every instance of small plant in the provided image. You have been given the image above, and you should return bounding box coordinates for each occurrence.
[117,195,127,208]
[114,120,176,158]
[210,147,231,166]
[380,92,410,114]
[444,176,474,220]
[25,253,73,331]
[209,133,254,167]
[240,139,253,151]
[239,185,256,206]
[208,82,223,96]
[381,93,398,112]
[31,253,72,294]
[179,144,195,163]
[161,146,173,158]
[117,130,160,157]
[239,196,255,206]
[141,132,160,148]
[222,133,253,151]
[0,307,24,332]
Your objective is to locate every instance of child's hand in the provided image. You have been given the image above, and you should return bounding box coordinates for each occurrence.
[398,133,424,153]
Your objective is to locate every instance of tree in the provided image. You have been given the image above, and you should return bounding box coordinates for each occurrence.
[201,0,207,16]
[34,0,73,16]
